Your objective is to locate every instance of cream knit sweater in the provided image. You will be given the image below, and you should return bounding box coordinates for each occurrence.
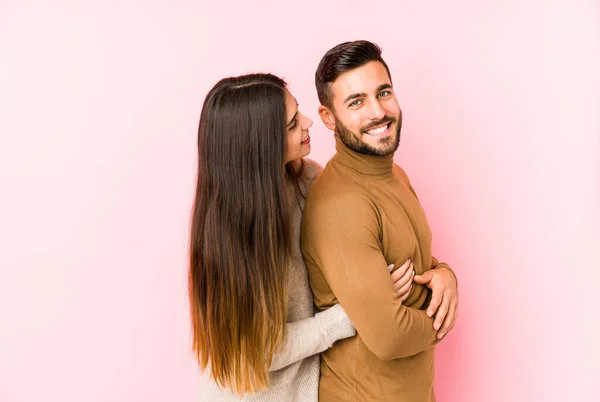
[197,159,355,402]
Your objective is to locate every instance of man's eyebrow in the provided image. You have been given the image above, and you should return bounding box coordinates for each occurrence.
[343,84,392,104]
[377,83,393,92]
[343,92,366,104]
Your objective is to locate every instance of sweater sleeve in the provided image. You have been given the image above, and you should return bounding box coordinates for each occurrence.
[269,304,355,372]
[302,194,441,361]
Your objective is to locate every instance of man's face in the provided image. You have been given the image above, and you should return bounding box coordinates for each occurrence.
[320,61,402,156]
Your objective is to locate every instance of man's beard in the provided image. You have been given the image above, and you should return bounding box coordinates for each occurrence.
[335,114,402,156]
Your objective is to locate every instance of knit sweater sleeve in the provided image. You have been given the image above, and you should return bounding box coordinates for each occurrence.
[269,304,355,372]
[302,189,441,361]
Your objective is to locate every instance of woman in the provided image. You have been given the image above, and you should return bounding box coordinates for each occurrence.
[189,73,414,401]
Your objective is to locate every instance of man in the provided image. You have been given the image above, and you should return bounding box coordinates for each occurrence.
[301,40,459,401]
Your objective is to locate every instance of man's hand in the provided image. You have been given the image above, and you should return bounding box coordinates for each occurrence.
[413,267,458,339]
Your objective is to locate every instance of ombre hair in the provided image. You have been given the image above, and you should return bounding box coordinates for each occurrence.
[189,73,293,394]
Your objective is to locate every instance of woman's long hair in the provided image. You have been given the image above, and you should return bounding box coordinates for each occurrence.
[189,73,292,394]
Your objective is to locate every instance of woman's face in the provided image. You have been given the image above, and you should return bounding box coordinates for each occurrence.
[283,89,313,165]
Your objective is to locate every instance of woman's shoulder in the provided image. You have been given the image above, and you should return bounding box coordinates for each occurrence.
[299,158,323,184]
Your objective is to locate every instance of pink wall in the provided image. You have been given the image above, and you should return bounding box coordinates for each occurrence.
[1,1,598,401]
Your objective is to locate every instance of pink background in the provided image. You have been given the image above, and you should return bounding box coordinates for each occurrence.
[1,1,598,401]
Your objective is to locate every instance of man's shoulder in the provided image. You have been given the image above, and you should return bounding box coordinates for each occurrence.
[305,161,374,215]
[311,159,362,191]
[391,163,418,198]
[392,163,411,183]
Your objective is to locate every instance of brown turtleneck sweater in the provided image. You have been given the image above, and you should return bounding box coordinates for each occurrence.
[301,137,452,402]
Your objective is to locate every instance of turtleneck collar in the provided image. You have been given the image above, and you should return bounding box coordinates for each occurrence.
[332,135,394,177]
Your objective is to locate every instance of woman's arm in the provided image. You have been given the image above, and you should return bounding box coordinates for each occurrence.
[269,304,354,372]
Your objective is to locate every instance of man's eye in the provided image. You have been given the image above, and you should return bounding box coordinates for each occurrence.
[378,91,391,98]
[349,100,362,107]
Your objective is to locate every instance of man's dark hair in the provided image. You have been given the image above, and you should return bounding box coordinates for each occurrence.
[315,40,392,109]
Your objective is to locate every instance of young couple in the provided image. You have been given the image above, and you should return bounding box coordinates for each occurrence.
[189,40,459,402]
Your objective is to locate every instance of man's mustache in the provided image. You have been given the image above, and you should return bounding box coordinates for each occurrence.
[361,116,396,133]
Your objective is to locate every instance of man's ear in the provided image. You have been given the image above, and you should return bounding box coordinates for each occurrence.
[318,105,337,131]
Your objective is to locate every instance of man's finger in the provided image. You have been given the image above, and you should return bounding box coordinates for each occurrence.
[413,269,434,285]
[434,294,450,334]
[437,299,457,339]
[427,291,442,318]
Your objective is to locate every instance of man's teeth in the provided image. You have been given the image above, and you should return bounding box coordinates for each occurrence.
[366,124,388,135]
[302,135,308,141]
